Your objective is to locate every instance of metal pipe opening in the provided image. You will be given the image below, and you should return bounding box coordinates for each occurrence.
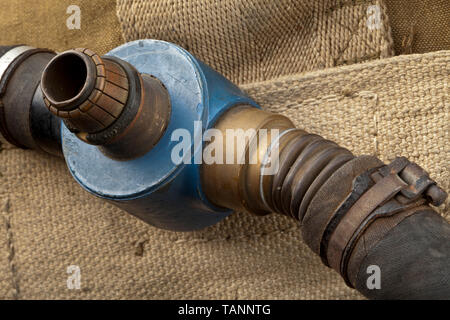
[41,50,95,111]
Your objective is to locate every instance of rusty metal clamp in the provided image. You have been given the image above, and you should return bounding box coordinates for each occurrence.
[374,157,447,206]
[320,157,447,286]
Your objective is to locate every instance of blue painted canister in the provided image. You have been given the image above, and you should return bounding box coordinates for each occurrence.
[61,40,259,231]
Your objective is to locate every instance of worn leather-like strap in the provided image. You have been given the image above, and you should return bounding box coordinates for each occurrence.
[326,173,408,273]
[320,157,447,288]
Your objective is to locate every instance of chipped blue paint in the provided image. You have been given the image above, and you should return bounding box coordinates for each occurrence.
[61,40,259,231]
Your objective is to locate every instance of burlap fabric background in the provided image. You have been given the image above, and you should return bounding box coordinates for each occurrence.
[118,0,394,84]
[385,0,450,54]
[0,0,448,299]
[0,0,123,54]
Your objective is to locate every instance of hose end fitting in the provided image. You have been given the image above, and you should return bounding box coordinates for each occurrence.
[41,48,171,160]
[41,48,128,134]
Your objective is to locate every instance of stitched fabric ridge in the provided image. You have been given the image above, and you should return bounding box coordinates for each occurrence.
[116,0,395,84]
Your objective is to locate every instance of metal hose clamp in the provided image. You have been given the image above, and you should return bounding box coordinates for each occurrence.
[320,157,447,286]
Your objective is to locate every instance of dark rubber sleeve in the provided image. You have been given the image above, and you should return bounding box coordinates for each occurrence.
[0,45,20,57]
[355,209,450,299]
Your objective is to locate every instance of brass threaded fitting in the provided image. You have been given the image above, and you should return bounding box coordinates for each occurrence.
[40,47,172,160]
[41,48,129,134]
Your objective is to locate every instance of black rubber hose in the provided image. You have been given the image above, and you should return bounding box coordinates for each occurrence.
[0,45,62,156]
[0,45,20,57]
[354,209,450,299]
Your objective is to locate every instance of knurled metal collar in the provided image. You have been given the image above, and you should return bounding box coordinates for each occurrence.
[42,48,129,135]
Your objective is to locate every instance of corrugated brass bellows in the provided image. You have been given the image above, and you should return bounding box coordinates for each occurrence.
[201,105,447,291]
[202,105,355,221]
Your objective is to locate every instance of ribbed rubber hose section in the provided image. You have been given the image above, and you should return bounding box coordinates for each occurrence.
[268,131,355,221]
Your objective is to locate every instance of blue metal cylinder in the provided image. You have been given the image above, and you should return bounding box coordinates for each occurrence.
[61,40,259,231]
